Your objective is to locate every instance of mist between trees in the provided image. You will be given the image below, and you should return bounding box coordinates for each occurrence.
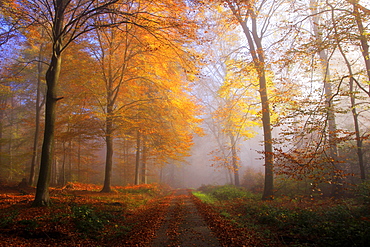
[0,0,370,205]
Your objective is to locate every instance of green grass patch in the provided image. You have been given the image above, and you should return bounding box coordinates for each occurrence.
[192,191,216,204]
[197,184,257,201]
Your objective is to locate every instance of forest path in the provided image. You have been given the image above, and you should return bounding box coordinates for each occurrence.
[150,189,222,247]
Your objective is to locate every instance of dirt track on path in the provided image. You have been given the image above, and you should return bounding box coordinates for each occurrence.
[150,189,222,247]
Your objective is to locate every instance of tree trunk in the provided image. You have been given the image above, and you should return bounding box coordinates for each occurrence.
[101,105,114,192]
[8,96,14,181]
[135,129,141,185]
[32,51,62,206]
[352,1,370,92]
[59,141,66,186]
[0,99,4,167]
[29,43,44,186]
[350,78,365,180]
[260,78,274,200]
[334,26,366,179]
[229,134,240,186]
[101,33,117,192]
[227,168,233,184]
[33,0,64,207]
[77,135,81,181]
[67,140,72,183]
[227,2,274,200]
[310,0,341,197]
[141,135,147,184]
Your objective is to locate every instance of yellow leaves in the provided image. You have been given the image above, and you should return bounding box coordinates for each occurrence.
[0,83,11,96]
[186,72,198,82]
[215,59,262,140]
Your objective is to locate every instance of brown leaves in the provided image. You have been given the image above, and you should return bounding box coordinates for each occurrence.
[191,193,265,247]
[0,183,170,247]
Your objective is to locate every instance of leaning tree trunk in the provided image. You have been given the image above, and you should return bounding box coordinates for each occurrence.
[32,1,64,207]
[352,1,370,93]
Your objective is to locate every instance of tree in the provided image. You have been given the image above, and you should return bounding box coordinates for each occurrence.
[310,0,342,197]
[84,0,200,191]
[272,0,370,191]
[329,0,366,180]
[349,0,370,91]
[4,0,144,206]
[25,30,47,186]
[55,40,103,186]
[0,0,19,47]
[213,60,262,186]
[88,9,139,192]
[225,0,279,199]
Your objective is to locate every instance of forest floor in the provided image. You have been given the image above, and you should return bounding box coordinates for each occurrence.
[0,183,267,247]
[1,182,369,246]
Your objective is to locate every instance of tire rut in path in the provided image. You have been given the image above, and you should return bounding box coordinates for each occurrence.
[150,189,222,247]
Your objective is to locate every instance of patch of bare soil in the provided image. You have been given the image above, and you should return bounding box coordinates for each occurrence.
[150,189,222,247]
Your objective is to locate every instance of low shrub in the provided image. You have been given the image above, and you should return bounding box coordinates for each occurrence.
[195,185,370,246]
[71,205,112,238]
[253,203,370,246]
[18,219,38,231]
[211,185,251,201]
[355,180,370,204]
[196,184,257,202]
[0,211,18,228]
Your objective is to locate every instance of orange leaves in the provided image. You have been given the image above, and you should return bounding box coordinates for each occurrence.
[209,145,241,171]
[192,193,262,246]
[0,182,172,246]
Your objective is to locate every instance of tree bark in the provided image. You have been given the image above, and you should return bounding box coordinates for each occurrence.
[0,101,3,167]
[135,129,141,185]
[259,75,274,200]
[77,135,81,181]
[141,135,147,184]
[229,134,240,187]
[32,51,62,206]
[59,141,66,186]
[29,43,45,186]
[350,79,365,180]
[352,1,370,91]
[227,1,274,199]
[33,0,64,207]
[101,103,114,192]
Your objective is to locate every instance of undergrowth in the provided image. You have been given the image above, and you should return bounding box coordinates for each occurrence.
[71,205,112,239]
[0,183,167,245]
[194,184,370,247]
